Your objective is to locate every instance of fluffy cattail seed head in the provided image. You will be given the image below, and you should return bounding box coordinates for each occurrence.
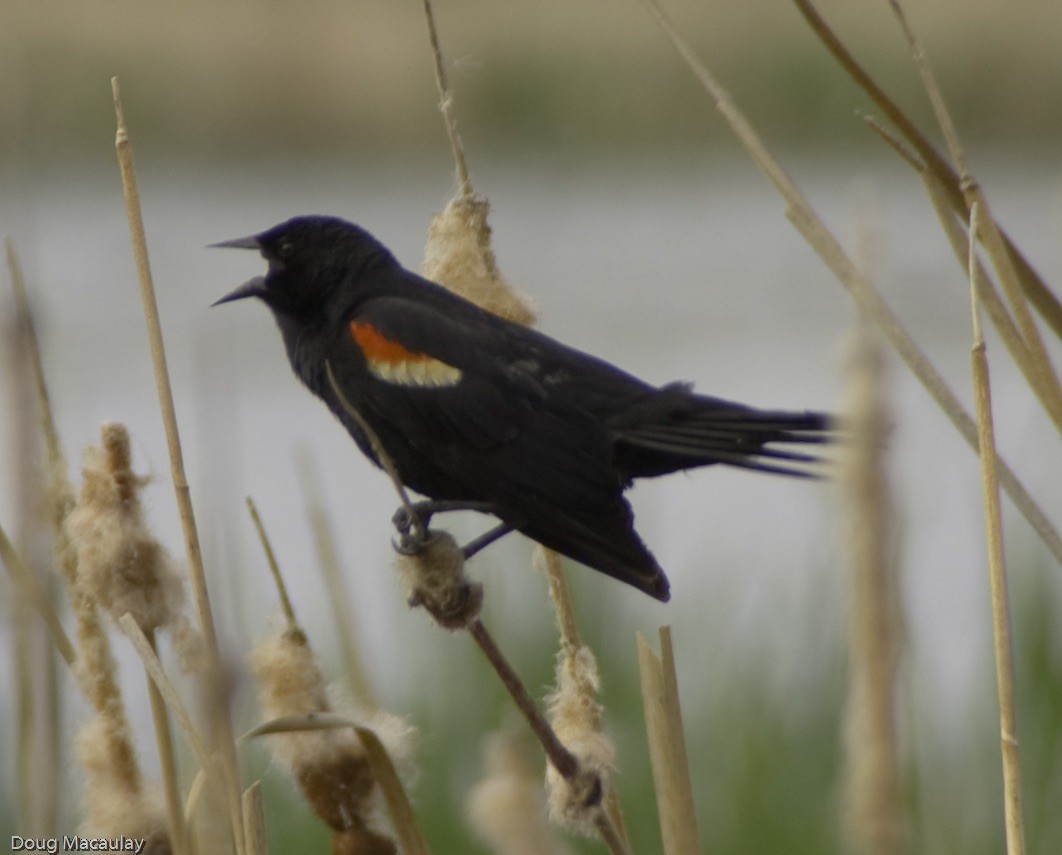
[249,625,399,847]
[65,422,185,634]
[423,194,536,326]
[545,645,614,831]
[394,530,482,629]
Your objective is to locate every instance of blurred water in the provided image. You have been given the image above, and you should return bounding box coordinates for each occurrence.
[2,151,1061,780]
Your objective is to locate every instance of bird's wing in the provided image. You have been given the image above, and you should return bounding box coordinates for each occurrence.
[327,295,546,449]
[321,295,669,599]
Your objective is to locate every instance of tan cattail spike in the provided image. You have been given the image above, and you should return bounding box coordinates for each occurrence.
[423,194,536,327]
[394,530,483,629]
[65,422,187,636]
[545,645,614,831]
[248,625,402,848]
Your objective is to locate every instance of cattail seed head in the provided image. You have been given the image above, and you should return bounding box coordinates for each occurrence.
[65,422,186,634]
[394,530,482,629]
[545,645,614,830]
[423,194,536,326]
[75,716,171,853]
[249,624,400,846]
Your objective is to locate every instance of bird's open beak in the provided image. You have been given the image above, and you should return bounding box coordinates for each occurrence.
[208,234,262,250]
[211,232,266,305]
[212,275,267,306]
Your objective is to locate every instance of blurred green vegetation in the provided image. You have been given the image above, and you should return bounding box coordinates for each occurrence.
[5,0,1062,163]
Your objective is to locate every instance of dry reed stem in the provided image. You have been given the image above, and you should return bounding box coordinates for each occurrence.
[352,725,429,855]
[920,173,1060,430]
[111,76,245,855]
[246,496,297,628]
[639,0,1062,566]
[144,628,190,855]
[325,360,412,513]
[636,628,700,855]
[466,619,580,780]
[862,114,1062,435]
[968,205,1027,855]
[537,546,582,651]
[789,0,1062,342]
[183,753,241,855]
[0,523,77,666]
[119,613,213,773]
[859,114,923,173]
[884,0,1062,433]
[8,237,66,835]
[296,455,378,710]
[593,816,633,855]
[242,782,268,855]
[6,239,70,499]
[421,0,471,197]
[840,311,903,855]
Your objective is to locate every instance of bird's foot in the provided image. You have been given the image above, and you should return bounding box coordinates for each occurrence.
[390,500,500,556]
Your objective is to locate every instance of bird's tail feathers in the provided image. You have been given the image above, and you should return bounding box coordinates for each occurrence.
[615,395,834,479]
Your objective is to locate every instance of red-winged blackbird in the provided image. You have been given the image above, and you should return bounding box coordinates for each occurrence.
[214,215,830,601]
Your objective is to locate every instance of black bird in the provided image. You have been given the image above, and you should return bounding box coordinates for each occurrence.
[214,215,830,601]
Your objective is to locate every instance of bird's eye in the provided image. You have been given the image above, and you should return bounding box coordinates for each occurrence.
[277,240,295,258]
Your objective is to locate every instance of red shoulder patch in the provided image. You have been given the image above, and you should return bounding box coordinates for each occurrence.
[350,321,429,364]
[349,321,462,387]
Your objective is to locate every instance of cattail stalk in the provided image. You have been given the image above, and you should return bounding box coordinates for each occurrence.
[840,310,903,855]
[7,238,64,835]
[0,524,76,666]
[246,497,297,628]
[882,0,1062,431]
[920,171,1057,433]
[789,0,1062,341]
[636,628,699,854]
[144,628,190,855]
[112,76,245,854]
[242,782,268,855]
[969,203,1026,855]
[118,613,213,772]
[421,0,471,197]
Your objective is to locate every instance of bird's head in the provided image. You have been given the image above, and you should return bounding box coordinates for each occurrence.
[212,215,395,321]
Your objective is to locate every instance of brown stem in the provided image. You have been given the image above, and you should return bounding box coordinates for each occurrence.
[467,619,579,780]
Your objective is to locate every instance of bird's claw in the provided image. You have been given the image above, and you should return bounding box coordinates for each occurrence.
[391,505,432,555]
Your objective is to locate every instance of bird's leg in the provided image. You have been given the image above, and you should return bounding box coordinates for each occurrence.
[460,522,515,561]
[391,499,499,555]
